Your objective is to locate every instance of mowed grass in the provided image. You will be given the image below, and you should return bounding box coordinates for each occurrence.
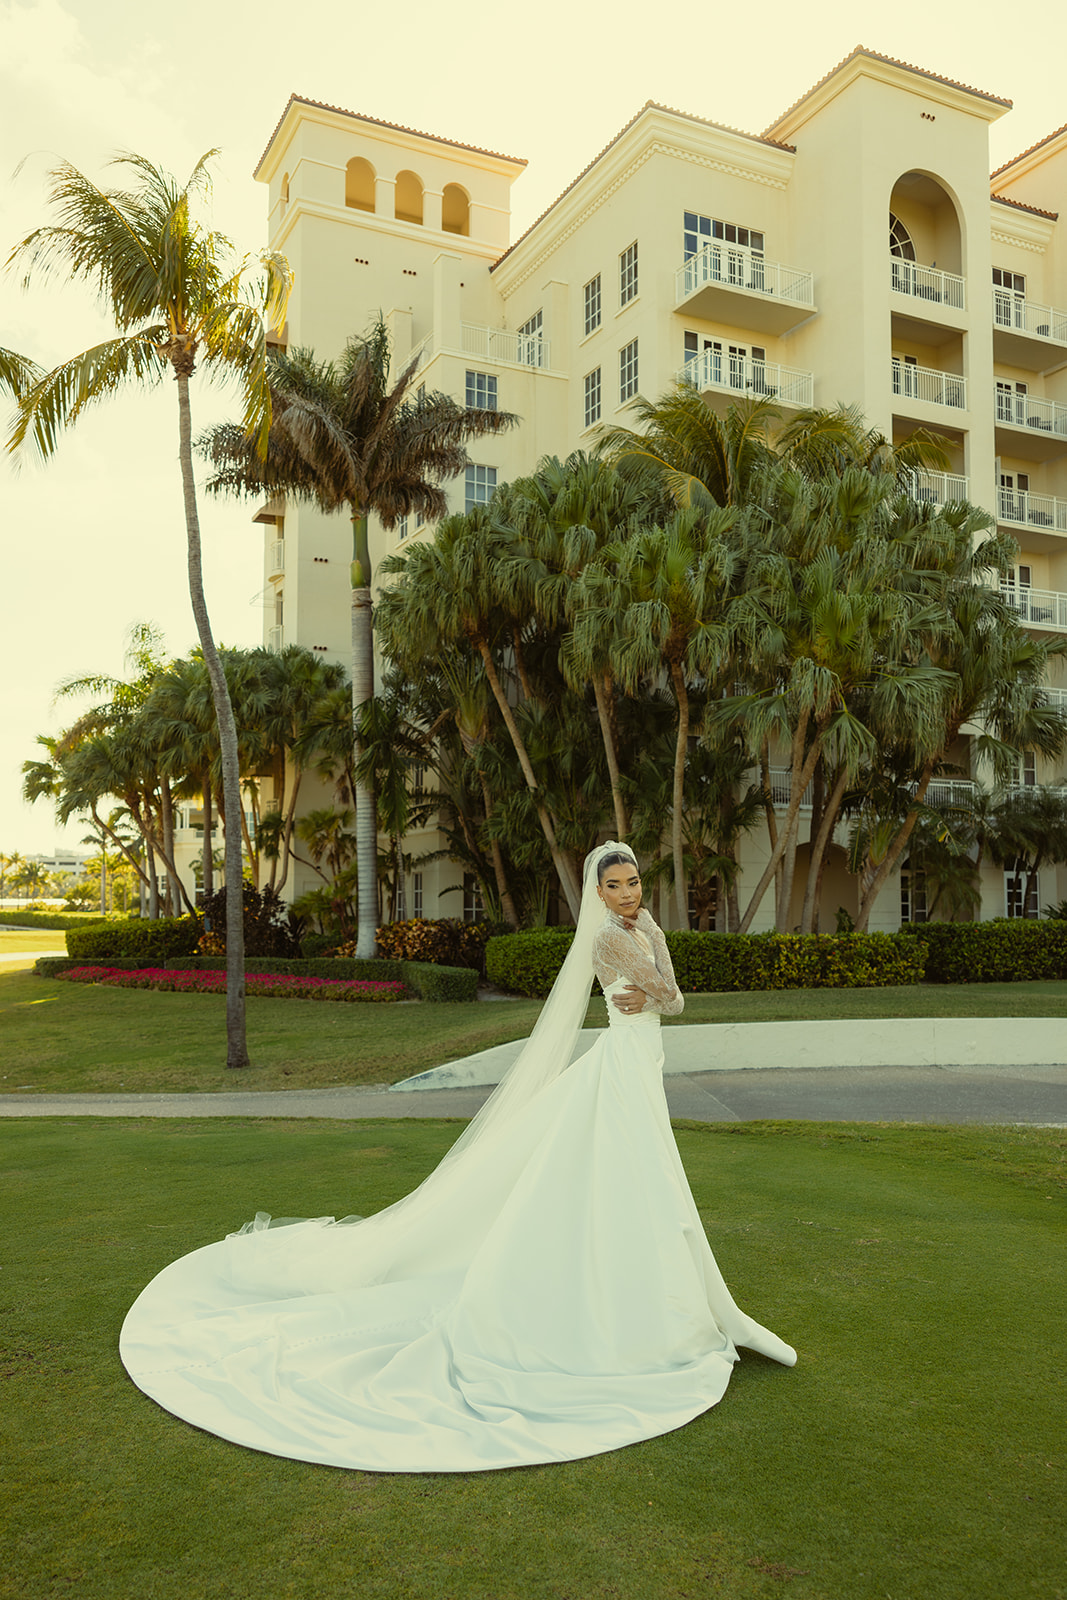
[1,1117,1064,1600]
[3,965,1067,1095]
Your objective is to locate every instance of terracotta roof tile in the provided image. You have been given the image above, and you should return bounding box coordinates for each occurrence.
[491,101,794,273]
[763,45,1011,135]
[991,192,1059,222]
[255,94,527,177]
[992,120,1067,179]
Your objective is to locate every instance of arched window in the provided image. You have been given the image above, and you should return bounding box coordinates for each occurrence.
[395,170,424,225]
[280,172,289,207]
[442,183,470,237]
[345,157,376,213]
[889,213,916,261]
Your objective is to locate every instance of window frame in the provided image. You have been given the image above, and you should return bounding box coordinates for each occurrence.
[619,338,639,404]
[465,369,498,411]
[619,241,638,307]
[464,463,498,512]
[583,274,602,337]
[583,366,602,430]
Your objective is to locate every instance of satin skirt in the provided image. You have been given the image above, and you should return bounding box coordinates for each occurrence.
[119,990,796,1472]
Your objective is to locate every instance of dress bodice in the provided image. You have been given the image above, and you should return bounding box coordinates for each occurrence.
[592,910,685,1020]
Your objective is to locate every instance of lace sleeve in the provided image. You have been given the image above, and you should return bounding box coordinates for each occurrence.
[592,916,685,1017]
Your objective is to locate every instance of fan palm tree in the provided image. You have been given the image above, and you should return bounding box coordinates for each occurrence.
[199,320,517,958]
[6,151,290,1067]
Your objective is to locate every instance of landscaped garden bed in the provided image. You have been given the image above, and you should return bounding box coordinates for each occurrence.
[57,965,408,1003]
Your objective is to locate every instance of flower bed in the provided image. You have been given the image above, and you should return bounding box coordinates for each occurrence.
[58,966,408,1003]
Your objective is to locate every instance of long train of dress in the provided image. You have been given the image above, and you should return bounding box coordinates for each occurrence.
[120,981,796,1473]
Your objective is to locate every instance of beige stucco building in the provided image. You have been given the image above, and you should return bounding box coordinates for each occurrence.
[247,46,1067,930]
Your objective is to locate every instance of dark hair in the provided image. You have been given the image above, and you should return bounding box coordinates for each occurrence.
[597,850,638,884]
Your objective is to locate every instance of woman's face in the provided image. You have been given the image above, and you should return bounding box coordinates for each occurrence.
[598,860,643,919]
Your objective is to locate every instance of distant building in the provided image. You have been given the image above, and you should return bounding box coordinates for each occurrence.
[251,47,1067,927]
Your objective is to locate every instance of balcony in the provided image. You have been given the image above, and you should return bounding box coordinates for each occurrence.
[904,468,969,507]
[402,324,552,377]
[675,244,815,335]
[267,625,285,653]
[890,258,966,312]
[680,349,813,408]
[764,770,977,811]
[992,290,1067,371]
[997,486,1067,546]
[1038,687,1067,712]
[1000,583,1067,633]
[891,360,966,411]
[993,387,1067,461]
[268,539,285,578]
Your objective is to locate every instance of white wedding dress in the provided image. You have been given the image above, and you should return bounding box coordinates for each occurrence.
[120,894,796,1473]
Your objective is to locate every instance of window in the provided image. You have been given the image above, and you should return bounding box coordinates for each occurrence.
[889,214,916,260]
[583,367,601,429]
[993,266,1026,295]
[465,464,497,511]
[396,514,409,541]
[619,339,639,403]
[393,876,406,921]
[518,309,545,367]
[463,873,486,924]
[1017,750,1038,788]
[999,471,1030,523]
[465,370,498,410]
[412,872,424,919]
[1004,862,1039,919]
[900,868,928,925]
[686,336,766,392]
[619,241,638,306]
[442,183,470,237]
[344,158,375,213]
[684,212,764,261]
[584,274,601,336]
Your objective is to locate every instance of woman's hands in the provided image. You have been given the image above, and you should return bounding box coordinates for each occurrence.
[611,983,649,1015]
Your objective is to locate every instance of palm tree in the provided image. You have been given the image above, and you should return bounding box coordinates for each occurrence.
[199,320,517,958]
[6,152,290,1067]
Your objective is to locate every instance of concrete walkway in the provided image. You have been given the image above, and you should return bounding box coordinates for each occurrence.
[3,1059,1065,1125]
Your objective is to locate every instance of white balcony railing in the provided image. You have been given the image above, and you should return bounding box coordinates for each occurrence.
[268,539,285,576]
[891,360,966,410]
[994,388,1067,439]
[765,768,814,808]
[890,257,966,311]
[904,467,969,507]
[461,323,550,369]
[677,245,814,309]
[267,625,284,653]
[993,290,1067,345]
[680,350,813,407]
[1038,687,1067,713]
[763,770,978,812]
[998,487,1067,534]
[1001,584,1067,631]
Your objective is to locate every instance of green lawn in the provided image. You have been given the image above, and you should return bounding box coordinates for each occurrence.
[1,1117,1063,1600]
[4,968,1067,1095]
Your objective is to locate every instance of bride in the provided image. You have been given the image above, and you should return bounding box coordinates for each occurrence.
[120,841,796,1473]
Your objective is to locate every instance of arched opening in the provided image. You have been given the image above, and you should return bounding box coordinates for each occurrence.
[442,183,470,237]
[888,173,963,275]
[395,170,424,226]
[345,157,376,213]
[281,172,289,205]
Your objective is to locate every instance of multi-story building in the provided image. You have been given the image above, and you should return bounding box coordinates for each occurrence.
[251,46,1067,928]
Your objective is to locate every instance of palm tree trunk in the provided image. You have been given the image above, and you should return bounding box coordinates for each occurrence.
[593,674,628,838]
[475,638,582,919]
[669,660,690,930]
[854,757,938,931]
[476,767,520,928]
[275,773,302,894]
[351,510,379,960]
[738,720,821,935]
[800,765,849,932]
[175,370,248,1068]
[202,780,214,905]
[160,778,176,915]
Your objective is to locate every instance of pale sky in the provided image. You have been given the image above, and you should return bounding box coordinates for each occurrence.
[1,0,1063,854]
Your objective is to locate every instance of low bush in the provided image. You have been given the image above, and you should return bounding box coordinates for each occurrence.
[197,883,302,957]
[401,960,479,1002]
[300,933,339,959]
[66,916,201,962]
[0,910,113,931]
[372,918,509,974]
[899,917,1067,983]
[58,966,407,1003]
[486,927,927,999]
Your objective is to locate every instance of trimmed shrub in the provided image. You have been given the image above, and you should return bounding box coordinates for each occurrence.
[66,916,201,962]
[300,933,339,960]
[486,927,926,999]
[899,918,1067,983]
[485,929,578,997]
[372,918,509,974]
[401,960,479,1002]
[0,911,114,931]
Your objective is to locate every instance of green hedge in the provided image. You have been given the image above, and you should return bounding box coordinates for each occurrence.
[66,916,201,962]
[486,927,927,999]
[401,960,479,1002]
[0,911,113,931]
[898,918,1067,983]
